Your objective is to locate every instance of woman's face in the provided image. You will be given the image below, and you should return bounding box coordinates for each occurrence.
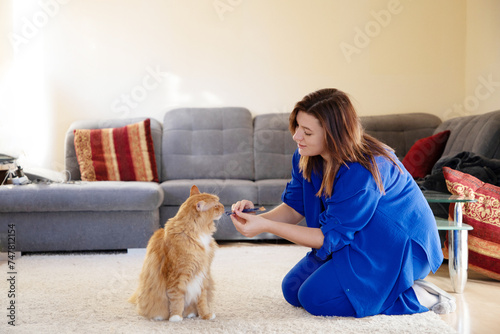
[292,111,328,159]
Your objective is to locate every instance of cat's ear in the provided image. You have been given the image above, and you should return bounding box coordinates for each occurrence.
[190,185,200,196]
[196,201,208,212]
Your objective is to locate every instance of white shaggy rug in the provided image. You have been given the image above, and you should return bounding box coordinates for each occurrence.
[0,244,456,334]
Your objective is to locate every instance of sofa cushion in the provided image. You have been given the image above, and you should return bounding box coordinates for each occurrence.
[162,107,254,181]
[2,211,158,252]
[66,118,162,182]
[256,179,290,205]
[74,119,159,182]
[402,130,450,178]
[435,110,500,160]
[254,113,297,180]
[160,179,257,206]
[360,113,442,158]
[0,181,163,212]
[443,167,500,280]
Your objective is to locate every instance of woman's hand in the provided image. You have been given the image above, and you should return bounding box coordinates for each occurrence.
[229,201,323,248]
[231,200,254,212]
[230,200,254,225]
[229,210,269,238]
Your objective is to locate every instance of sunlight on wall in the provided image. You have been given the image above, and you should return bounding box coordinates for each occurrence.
[0,1,54,173]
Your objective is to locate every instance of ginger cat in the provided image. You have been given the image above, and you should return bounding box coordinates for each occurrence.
[129,185,223,322]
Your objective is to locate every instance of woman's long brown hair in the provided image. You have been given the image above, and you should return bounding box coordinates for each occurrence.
[289,88,401,197]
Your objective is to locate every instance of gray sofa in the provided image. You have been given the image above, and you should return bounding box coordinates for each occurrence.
[159,108,296,240]
[1,108,499,253]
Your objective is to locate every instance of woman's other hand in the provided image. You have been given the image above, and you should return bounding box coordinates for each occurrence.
[230,210,268,238]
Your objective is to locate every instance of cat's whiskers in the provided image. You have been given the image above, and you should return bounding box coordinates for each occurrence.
[205,184,223,198]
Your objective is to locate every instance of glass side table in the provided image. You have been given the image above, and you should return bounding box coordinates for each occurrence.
[422,190,476,293]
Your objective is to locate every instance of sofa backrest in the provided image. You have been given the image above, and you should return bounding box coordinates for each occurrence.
[434,110,500,160]
[161,107,254,181]
[360,113,442,158]
[64,118,163,181]
[253,112,442,179]
[254,113,296,180]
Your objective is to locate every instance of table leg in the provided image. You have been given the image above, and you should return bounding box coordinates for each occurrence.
[448,230,468,293]
[449,203,468,293]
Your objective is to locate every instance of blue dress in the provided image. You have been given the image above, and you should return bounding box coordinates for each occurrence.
[281,149,443,317]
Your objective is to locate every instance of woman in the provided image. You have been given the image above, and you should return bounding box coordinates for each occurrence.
[230,88,455,318]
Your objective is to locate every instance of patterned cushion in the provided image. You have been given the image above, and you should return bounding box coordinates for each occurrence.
[74,119,158,182]
[443,167,500,280]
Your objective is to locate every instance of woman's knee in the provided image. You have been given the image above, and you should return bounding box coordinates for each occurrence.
[297,279,356,317]
[282,272,302,307]
[281,251,327,307]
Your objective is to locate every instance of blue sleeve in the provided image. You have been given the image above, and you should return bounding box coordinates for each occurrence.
[316,165,383,260]
[281,150,305,216]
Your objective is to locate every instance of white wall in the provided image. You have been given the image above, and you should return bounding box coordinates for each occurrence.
[0,0,497,173]
[463,0,500,117]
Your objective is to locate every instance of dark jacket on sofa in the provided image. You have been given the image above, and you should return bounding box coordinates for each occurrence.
[421,151,500,193]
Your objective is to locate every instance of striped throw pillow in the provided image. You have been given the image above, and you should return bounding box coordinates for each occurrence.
[74,119,158,182]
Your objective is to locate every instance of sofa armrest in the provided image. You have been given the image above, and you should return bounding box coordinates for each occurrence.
[434,110,500,160]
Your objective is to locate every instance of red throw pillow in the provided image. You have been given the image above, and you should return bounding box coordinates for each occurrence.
[402,130,451,178]
[443,167,500,280]
[74,119,159,182]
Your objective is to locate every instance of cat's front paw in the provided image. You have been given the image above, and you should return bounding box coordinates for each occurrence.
[169,315,183,322]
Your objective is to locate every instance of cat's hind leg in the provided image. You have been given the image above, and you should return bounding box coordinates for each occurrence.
[136,289,169,321]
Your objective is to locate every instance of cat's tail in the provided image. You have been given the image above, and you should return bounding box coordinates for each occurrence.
[128,290,138,304]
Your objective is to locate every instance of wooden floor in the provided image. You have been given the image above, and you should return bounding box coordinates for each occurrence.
[425,261,500,334]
